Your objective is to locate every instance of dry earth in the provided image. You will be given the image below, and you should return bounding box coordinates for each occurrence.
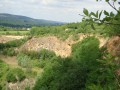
[20,34,109,57]
[0,35,24,43]
[20,36,72,57]
[0,55,18,67]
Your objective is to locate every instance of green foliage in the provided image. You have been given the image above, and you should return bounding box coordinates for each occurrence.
[72,34,79,41]
[33,57,87,90]
[30,22,92,40]
[82,0,120,36]
[16,49,56,70]
[0,38,28,56]
[0,60,9,90]
[6,68,25,83]
[104,13,120,36]
[2,48,16,56]
[21,49,56,60]
[72,36,100,62]
[83,8,89,16]
[17,53,31,68]
[6,38,28,47]
[38,49,56,60]
[0,14,63,28]
[25,86,31,90]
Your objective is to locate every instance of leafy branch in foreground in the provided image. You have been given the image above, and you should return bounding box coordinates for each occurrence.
[81,0,120,26]
[81,0,120,35]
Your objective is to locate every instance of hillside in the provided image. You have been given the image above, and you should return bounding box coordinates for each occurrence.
[0,13,64,28]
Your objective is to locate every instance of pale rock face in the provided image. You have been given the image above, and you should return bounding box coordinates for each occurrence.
[21,36,71,57]
[20,35,108,57]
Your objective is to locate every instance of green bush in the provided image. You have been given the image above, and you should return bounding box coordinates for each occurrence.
[38,49,56,60]
[6,68,25,83]
[2,48,16,56]
[20,49,56,68]
[0,85,2,90]
[25,86,30,90]
[72,36,100,63]
[0,38,28,56]
[33,57,87,90]
[17,53,31,68]
[0,60,9,89]
[5,38,28,48]
[72,34,79,41]
[22,49,56,60]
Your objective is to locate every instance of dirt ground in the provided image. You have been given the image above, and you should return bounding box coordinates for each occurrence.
[0,55,18,67]
[0,35,24,43]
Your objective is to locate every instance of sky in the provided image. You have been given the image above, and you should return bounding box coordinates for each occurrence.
[0,0,119,22]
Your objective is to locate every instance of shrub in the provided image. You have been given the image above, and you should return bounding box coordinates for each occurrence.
[25,86,30,90]
[2,48,16,56]
[22,49,56,60]
[72,34,79,41]
[5,38,28,48]
[33,57,87,90]
[6,68,25,83]
[72,36,100,65]
[38,49,56,60]
[0,85,2,90]
[17,53,31,68]
[0,38,29,55]
[0,60,9,89]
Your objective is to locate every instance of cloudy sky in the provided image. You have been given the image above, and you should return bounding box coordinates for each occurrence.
[0,0,119,22]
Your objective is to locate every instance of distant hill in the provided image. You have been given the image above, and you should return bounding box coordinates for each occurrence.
[0,13,64,28]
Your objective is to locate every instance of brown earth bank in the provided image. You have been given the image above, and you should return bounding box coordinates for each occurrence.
[20,34,109,57]
[106,36,120,76]
[107,36,120,57]
[20,36,72,57]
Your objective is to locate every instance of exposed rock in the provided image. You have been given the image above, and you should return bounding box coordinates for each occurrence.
[107,36,120,57]
[20,35,108,57]
[20,36,71,57]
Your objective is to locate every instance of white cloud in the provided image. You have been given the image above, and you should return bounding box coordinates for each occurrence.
[42,0,55,5]
[0,0,119,22]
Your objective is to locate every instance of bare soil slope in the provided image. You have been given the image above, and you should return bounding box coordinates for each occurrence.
[21,36,71,57]
[21,34,108,57]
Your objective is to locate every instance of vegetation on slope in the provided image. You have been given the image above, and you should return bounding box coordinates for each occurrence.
[0,13,64,28]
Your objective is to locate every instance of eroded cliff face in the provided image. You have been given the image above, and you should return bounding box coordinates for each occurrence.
[20,36,71,57]
[20,35,108,57]
[104,36,120,76]
[107,36,120,57]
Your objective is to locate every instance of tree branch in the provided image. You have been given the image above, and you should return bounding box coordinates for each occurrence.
[108,1,120,14]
